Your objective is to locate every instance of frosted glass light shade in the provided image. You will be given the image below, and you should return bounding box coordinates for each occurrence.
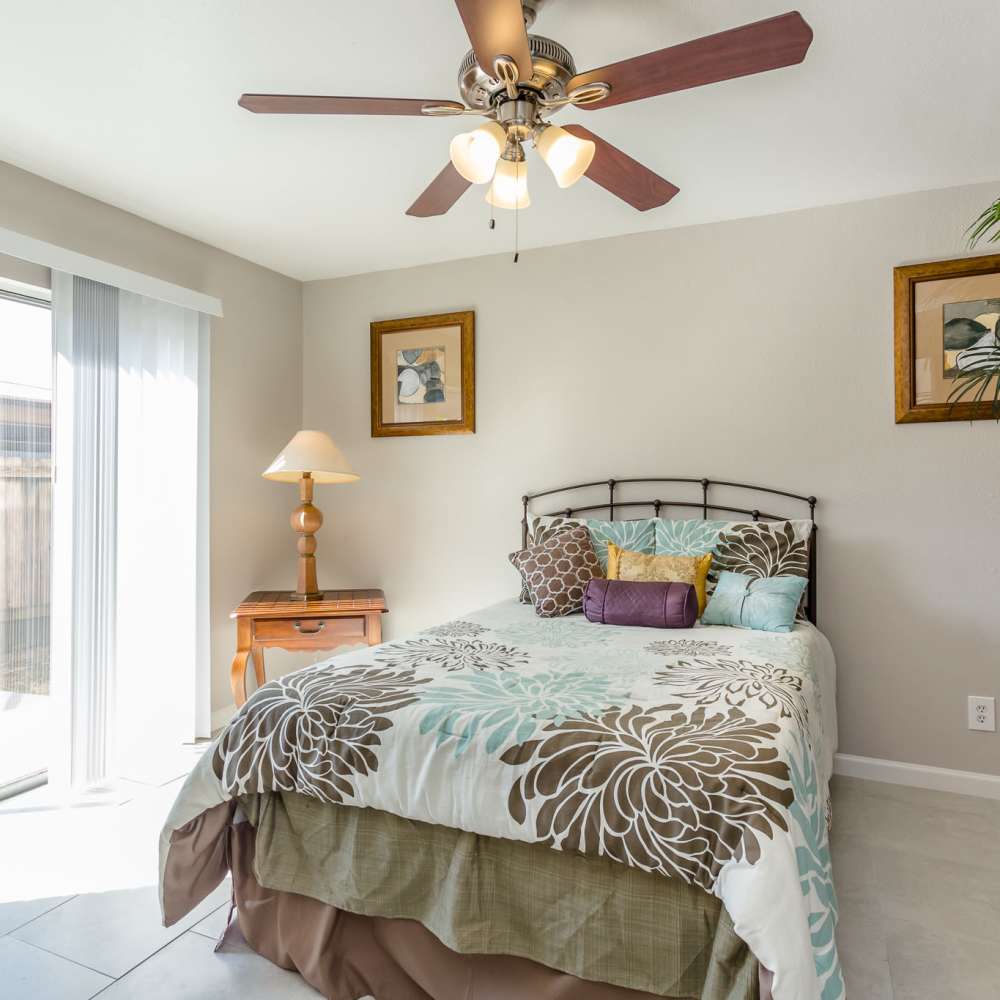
[485,158,530,210]
[263,430,359,484]
[535,125,595,188]
[449,122,505,184]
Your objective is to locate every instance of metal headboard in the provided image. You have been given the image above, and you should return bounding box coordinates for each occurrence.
[521,477,818,625]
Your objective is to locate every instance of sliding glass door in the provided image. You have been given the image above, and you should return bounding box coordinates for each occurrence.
[0,288,53,796]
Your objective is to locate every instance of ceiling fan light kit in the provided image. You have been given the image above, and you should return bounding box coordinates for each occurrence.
[535,124,595,189]
[486,157,530,210]
[240,2,813,223]
[449,121,506,184]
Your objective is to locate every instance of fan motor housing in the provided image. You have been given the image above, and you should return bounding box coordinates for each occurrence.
[458,35,577,113]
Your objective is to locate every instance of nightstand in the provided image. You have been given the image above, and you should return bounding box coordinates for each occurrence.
[229,589,387,707]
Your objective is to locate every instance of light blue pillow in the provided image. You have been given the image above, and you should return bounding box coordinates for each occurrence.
[701,571,808,633]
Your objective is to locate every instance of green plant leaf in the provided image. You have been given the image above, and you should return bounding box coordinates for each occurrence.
[967,197,1000,248]
[947,370,992,404]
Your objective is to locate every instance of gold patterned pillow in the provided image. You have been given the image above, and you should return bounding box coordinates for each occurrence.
[509,525,602,618]
[607,543,713,616]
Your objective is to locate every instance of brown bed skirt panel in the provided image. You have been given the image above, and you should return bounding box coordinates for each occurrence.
[163,798,235,927]
[231,821,764,1000]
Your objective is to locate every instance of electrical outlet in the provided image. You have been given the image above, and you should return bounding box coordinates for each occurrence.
[968,696,996,733]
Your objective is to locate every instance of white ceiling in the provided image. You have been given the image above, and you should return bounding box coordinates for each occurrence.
[1,0,997,281]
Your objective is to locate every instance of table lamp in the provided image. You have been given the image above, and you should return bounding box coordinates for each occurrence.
[262,430,359,601]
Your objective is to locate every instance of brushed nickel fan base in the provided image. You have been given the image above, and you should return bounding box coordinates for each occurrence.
[457,34,578,114]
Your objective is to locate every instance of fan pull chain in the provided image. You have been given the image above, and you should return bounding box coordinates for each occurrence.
[489,196,495,230]
[513,161,520,263]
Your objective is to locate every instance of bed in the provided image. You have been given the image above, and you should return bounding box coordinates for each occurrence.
[159,477,843,1000]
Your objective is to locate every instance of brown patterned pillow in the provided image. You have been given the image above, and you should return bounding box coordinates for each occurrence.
[518,515,584,603]
[509,525,602,618]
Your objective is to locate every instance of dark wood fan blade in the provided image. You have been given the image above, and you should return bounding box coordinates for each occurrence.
[569,11,813,110]
[238,94,464,116]
[563,125,679,212]
[454,0,533,81]
[406,163,472,217]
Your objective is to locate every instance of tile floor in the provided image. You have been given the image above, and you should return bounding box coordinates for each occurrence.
[1,772,998,998]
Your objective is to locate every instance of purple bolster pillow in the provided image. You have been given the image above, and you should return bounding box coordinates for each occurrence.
[583,578,698,629]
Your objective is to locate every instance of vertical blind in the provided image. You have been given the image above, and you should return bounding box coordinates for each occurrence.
[68,277,119,789]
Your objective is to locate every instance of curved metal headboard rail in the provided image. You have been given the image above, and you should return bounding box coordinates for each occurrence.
[521,477,818,625]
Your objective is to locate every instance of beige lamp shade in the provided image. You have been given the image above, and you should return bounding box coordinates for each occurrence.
[262,430,359,484]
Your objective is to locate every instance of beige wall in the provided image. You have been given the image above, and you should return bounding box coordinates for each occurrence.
[303,180,1000,777]
[0,160,303,717]
[4,155,997,773]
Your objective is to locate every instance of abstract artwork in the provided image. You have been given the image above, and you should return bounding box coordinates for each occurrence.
[894,253,1000,423]
[942,298,999,379]
[397,347,446,404]
[371,311,475,437]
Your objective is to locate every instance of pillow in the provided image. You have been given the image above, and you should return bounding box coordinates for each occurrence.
[655,518,813,616]
[520,515,657,602]
[701,571,808,633]
[518,516,581,603]
[583,579,698,629]
[509,525,602,618]
[527,515,657,571]
[606,543,713,616]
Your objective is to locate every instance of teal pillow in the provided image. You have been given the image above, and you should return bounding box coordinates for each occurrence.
[701,571,808,633]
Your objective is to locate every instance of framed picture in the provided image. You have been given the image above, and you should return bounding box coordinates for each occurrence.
[894,254,1000,423]
[370,311,475,437]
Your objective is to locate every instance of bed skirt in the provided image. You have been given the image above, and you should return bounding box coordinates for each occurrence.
[164,794,773,1000]
[228,821,773,1000]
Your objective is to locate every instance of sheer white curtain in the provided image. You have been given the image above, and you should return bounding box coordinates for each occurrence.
[50,274,209,795]
[116,292,209,783]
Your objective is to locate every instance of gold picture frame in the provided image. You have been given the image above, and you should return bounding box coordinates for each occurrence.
[894,253,1000,423]
[370,311,475,437]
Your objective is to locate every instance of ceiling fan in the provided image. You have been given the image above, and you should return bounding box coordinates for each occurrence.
[239,0,813,220]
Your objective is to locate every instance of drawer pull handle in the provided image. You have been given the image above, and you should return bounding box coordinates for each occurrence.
[293,620,326,634]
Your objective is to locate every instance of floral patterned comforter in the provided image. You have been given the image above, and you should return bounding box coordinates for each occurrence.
[161,600,843,1000]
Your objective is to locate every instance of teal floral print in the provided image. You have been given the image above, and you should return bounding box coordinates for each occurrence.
[789,737,844,1000]
[654,519,726,556]
[496,617,614,649]
[584,518,656,570]
[418,669,625,756]
[543,647,659,684]
[738,632,812,671]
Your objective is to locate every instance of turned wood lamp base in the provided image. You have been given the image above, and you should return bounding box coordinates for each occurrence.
[291,472,324,601]
[262,430,359,602]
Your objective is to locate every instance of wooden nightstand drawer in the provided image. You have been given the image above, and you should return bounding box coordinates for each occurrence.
[230,590,387,708]
[254,616,365,642]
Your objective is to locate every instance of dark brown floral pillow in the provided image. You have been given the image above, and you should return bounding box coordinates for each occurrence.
[710,519,812,618]
[509,525,602,618]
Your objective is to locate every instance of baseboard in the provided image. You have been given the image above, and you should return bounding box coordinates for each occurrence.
[211,705,236,735]
[834,752,1000,800]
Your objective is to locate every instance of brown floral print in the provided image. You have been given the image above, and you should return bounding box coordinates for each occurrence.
[501,703,792,890]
